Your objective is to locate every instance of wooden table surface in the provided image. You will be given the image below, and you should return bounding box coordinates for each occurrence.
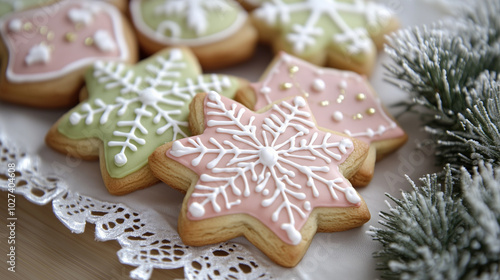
[0,191,185,280]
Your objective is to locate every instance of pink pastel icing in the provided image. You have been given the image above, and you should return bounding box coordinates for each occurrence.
[167,92,361,245]
[252,52,405,143]
[1,1,129,83]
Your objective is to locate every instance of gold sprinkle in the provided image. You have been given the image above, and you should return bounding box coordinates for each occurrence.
[75,22,84,30]
[303,92,310,98]
[84,37,94,46]
[39,26,48,35]
[281,82,293,90]
[356,93,366,101]
[46,31,55,41]
[23,22,33,31]
[65,32,77,42]
[340,89,346,95]
[289,65,299,74]
[320,100,330,107]
[367,108,376,115]
[353,113,364,120]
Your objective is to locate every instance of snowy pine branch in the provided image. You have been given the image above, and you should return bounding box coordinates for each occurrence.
[370,1,500,278]
[385,0,500,171]
[369,163,500,279]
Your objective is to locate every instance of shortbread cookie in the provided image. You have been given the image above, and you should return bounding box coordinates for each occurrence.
[236,52,407,186]
[46,48,245,195]
[149,91,370,267]
[251,0,399,76]
[129,0,258,70]
[0,0,138,108]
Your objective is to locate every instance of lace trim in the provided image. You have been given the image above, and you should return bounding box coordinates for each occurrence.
[0,136,275,280]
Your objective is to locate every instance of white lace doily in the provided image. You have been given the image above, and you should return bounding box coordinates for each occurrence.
[0,134,281,279]
[0,1,447,279]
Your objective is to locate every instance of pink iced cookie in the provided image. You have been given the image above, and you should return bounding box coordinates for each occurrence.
[0,0,138,108]
[149,91,370,267]
[237,52,407,186]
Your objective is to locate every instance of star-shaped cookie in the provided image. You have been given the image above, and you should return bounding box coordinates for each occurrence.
[149,91,370,267]
[236,52,407,186]
[46,48,244,195]
[251,0,399,76]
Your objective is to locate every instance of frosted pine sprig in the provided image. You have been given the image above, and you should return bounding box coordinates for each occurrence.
[368,163,500,280]
[384,0,500,172]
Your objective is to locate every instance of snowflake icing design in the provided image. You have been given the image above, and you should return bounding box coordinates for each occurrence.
[253,0,394,55]
[169,92,362,245]
[132,0,247,45]
[61,48,237,178]
[156,0,233,35]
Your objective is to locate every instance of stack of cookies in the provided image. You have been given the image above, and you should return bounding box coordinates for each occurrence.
[0,0,406,267]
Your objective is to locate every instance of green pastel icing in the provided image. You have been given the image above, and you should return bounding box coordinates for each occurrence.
[140,0,240,40]
[57,48,240,178]
[262,0,389,64]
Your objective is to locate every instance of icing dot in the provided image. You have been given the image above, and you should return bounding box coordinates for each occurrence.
[332,111,343,122]
[367,108,376,115]
[340,139,354,149]
[189,202,206,217]
[69,113,82,125]
[304,201,311,211]
[312,78,326,92]
[259,147,278,167]
[207,91,220,101]
[356,93,366,101]
[281,223,302,245]
[281,82,293,90]
[345,187,361,204]
[65,32,77,42]
[260,86,271,95]
[339,80,347,89]
[170,48,183,60]
[8,19,23,33]
[263,189,270,196]
[47,31,55,41]
[114,153,127,166]
[221,76,231,88]
[337,95,345,103]
[39,26,48,35]
[367,128,375,138]
[170,141,184,154]
[289,65,299,74]
[68,8,95,26]
[25,43,51,65]
[85,37,94,46]
[94,30,116,52]
[139,88,162,105]
[294,96,306,107]
[23,22,33,31]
